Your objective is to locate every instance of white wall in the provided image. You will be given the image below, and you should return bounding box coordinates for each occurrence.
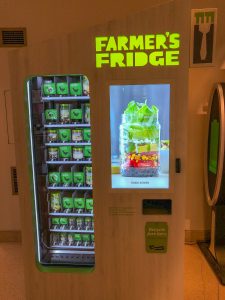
[187,0,225,231]
[1,0,225,232]
[0,0,171,230]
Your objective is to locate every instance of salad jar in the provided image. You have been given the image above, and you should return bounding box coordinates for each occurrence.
[120,100,160,177]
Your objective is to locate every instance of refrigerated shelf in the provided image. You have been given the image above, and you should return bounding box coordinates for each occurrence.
[28,75,94,267]
[49,212,93,217]
[47,186,92,190]
[42,96,90,102]
[46,160,92,164]
[45,142,91,146]
[50,229,94,233]
[44,124,91,128]
[50,247,94,252]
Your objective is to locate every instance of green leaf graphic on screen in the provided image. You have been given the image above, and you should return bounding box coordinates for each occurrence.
[209,119,219,174]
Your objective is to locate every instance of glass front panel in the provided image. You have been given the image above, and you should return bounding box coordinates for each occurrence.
[27,75,95,268]
[110,84,170,189]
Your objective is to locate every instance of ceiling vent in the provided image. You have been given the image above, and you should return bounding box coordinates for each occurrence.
[0,28,27,47]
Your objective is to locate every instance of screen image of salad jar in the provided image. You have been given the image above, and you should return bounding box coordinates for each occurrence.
[119,100,160,177]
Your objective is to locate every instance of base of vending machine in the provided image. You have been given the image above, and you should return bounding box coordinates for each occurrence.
[48,250,95,265]
[198,206,225,285]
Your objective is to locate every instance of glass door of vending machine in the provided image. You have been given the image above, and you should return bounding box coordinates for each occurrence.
[26,75,94,268]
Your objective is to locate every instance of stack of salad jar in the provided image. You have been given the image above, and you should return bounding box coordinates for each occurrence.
[120,100,160,177]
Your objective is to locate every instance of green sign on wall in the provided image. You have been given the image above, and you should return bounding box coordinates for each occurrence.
[145,222,168,253]
[209,119,219,174]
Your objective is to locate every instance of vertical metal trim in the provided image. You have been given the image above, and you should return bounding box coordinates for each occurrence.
[26,80,41,262]
[204,83,225,206]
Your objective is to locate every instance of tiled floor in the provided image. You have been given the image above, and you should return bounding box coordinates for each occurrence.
[0,243,25,300]
[0,242,225,299]
[184,243,225,300]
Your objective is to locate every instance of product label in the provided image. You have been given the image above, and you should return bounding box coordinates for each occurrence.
[85,167,92,185]
[60,218,68,225]
[62,197,74,209]
[82,234,90,242]
[74,198,85,209]
[72,129,83,142]
[43,83,56,95]
[52,218,60,225]
[84,104,90,123]
[70,82,82,96]
[50,192,61,212]
[61,172,73,185]
[74,233,82,241]
[47,130,58,142]
[83,128,91,141]
[58,129,71,142]
[70,109,83,120]
[85,198,93,210]
[59,146,72,159]
[73,147,84,160]
[84,146,92,158]
[45,109,58,121]
[56,82,69,95]
[48,172,61,185]
[73,172,85,184]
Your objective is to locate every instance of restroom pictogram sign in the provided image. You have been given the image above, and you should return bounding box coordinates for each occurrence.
[190,8,217,66]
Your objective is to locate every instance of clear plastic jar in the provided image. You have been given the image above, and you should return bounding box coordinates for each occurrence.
[119,109,160,177]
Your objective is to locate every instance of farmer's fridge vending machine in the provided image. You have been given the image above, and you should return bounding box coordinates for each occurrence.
[26,74,94,268]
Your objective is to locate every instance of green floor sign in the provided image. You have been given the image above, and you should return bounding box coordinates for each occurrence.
[145,222,168,253]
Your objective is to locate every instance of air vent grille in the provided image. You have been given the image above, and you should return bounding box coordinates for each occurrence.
[11,167,19,195]
[0,28,27,47]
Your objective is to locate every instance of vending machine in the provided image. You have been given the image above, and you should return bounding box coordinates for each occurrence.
[26,75,94,268]
[9,1,189,299]
[200,83,225,284]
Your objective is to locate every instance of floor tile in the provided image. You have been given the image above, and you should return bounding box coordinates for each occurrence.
[0,243,25,300]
